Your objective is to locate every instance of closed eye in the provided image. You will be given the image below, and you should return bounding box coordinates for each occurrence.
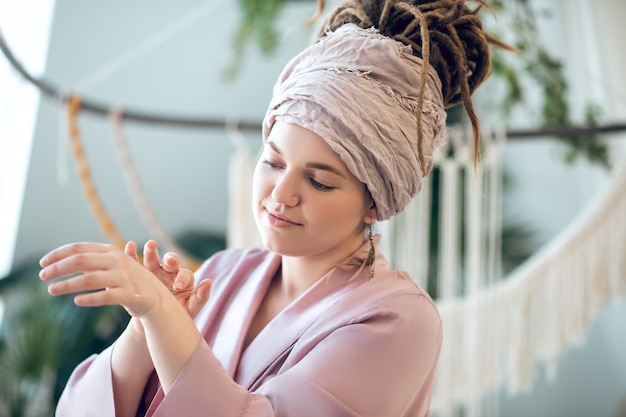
[263,157,334,191]
[310,178,334,191]
[263,159,281,169]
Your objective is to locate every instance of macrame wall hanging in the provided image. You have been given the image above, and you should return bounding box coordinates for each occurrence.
[426,132,626,417]
[109,109,202,269]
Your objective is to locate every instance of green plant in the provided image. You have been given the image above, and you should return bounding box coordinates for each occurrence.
[486,0,610,167]
[0,263,127,416]
[224,0,286,81]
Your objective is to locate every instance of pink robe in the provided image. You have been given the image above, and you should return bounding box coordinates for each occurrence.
[56,241,442,416]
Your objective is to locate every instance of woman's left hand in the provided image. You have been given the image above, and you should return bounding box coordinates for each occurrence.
[39,242,177,318]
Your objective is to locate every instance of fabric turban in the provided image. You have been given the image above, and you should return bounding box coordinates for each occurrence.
[262,23,447,221]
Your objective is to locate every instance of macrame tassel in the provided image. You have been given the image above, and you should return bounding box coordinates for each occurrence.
[365,223,376,280]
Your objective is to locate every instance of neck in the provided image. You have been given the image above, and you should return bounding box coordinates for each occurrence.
[278,234,367,302]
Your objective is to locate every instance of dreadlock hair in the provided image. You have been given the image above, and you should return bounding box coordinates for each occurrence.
[316,0,513,168]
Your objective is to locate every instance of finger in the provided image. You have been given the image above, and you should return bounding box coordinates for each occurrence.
[162,252,180,274]
[40,242,114,268]
[47,270,119,296]
[143,240,161,271]
[73,287,144,312]
[74,290,115,308]
[40,251,121,281]
[125,241,139,262]
[189,279,212,317]
[172,268,193,291]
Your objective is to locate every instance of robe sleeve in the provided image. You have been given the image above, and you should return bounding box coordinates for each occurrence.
[55,345,117,417]
[151,292,441,417]
[151,341,274,417]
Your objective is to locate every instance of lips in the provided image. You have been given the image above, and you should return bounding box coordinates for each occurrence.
[266,210,301,227]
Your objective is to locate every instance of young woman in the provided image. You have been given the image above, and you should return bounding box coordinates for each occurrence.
[39,1,503,415]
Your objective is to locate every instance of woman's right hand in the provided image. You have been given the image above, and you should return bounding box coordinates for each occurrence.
[124,240,212,337]
[122,240,212,393]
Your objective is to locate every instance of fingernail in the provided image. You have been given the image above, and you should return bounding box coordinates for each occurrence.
[39,268,47,279]
[39,256,48,267]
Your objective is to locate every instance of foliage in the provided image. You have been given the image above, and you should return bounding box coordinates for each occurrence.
[0,263,127,416]
[223,0,286,81]
[486,0,610,168]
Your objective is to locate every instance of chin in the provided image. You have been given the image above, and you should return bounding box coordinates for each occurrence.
[261,236,303,257]
[261,238,286,255]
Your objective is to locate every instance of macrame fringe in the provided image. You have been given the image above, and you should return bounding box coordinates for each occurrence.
[431,150,626,416]
[68,98,202,269]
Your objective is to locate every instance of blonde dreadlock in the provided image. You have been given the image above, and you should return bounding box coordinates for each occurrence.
[317,0,513,166]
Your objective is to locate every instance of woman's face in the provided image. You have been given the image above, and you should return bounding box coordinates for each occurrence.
[253,122,375,260]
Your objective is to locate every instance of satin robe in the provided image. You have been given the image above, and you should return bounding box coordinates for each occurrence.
[55,241,442,417]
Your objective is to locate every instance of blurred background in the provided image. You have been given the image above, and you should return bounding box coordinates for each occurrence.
[0,0,624,416]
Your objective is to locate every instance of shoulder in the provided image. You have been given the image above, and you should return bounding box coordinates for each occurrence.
[356,269,439,324]
[311,267,441,340]
[295,268,441,373]
[343,270,442,357]
[343,264,437,311]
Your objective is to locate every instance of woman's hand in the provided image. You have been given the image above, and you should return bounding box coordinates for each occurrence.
[39,242,177,318]
[39,241,210,395]
[124,240,211,319]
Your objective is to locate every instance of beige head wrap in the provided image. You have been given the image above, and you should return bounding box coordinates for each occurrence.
[263,24,447,220]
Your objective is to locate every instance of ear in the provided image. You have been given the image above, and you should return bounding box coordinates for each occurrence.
[364,202,377,224]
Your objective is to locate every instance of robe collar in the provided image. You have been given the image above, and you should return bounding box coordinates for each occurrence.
[146,238,388,415]
[232,237,384,389]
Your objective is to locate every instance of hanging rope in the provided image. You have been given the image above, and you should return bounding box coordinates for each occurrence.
[0,27,258,132]
[109,109,202,269]
[69,99,204,268]
[67,95,126,249]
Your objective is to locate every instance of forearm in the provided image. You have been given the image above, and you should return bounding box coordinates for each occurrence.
[111,320,155,417]
[142,299,202,393]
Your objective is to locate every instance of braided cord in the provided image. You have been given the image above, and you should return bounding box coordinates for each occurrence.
[68,95,126,249]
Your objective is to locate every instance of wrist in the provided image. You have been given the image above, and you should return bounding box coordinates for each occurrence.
[118,320,152,368]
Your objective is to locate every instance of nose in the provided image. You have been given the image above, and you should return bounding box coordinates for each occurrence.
[271,170,300,207]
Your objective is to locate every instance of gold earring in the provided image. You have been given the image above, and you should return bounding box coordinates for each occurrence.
[365,223,375,280]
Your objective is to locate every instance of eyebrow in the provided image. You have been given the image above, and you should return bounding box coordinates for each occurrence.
[267,140,348,179]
